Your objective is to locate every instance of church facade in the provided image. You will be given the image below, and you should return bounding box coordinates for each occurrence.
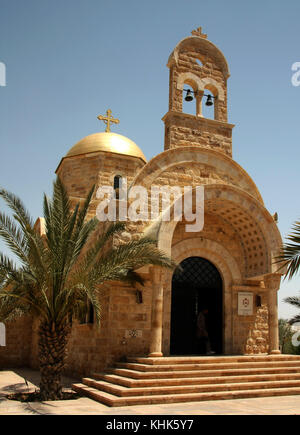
[0,28,283,377]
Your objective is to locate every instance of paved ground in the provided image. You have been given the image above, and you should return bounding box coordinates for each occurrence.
[1,368,300,415]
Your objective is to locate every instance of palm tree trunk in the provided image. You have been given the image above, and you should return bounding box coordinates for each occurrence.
[38,321,70,400]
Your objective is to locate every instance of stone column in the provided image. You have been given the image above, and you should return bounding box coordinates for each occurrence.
[265,274,281,355]
[148,267,164,357]
[196,91,204,117]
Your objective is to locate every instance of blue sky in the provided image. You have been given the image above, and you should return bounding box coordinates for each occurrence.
[0,0,300,319]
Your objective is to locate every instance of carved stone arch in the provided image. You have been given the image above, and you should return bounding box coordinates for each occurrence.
[199,77,225,101]
[167,36,230,79]
[171,238,241,282]
[162,238,240,355]
[144,184,282,278]
[130,147,264,204]
[177,72,203,92]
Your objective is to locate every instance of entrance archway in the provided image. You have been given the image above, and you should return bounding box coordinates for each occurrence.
[170,256,223,355]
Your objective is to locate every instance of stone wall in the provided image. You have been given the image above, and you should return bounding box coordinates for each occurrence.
[232,291,269,354]
[0,316,32,368]
[163,112,233,157]
[28,282,153,377]
[56,151,145,203]
[105,282,152,368]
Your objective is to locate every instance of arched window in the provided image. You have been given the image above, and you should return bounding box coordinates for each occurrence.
[113,175,122,199]
[113,175,122,190]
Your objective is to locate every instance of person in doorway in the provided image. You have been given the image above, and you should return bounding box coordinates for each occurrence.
[196,308,215,355]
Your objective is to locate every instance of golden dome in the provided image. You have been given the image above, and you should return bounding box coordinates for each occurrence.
[65,132,146,162]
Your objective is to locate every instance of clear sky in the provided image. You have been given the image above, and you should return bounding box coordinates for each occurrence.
[0,0,300,319]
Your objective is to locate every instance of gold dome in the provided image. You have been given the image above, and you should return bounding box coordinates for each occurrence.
[65,132,146,162]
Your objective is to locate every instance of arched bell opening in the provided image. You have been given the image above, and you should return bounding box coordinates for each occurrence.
[182,82,198,116]
[201,88,215,120]
[170,256,223,356]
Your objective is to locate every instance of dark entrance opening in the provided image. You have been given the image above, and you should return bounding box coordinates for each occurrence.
[170,256,223,355]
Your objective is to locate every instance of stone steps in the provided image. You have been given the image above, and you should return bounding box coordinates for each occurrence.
[93,372,300,388]
[72,355,300,407]
[81,377,300,396]
[109,366,300,379]
[72,384,300,407]
[115,360,300,372]
[126,355,300,365]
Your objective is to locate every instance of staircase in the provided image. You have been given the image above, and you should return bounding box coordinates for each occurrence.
[72,355,300,407]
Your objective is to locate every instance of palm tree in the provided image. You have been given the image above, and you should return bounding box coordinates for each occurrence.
[277,220,300,325]
[0,177,175,400]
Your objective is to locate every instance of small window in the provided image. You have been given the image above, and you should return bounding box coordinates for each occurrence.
[113,175,122,190]
[114,175,122,199]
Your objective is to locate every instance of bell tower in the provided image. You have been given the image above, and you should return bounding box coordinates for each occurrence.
[162,27,234,157]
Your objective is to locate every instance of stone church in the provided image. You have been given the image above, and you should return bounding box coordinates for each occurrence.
[1,28,284,379]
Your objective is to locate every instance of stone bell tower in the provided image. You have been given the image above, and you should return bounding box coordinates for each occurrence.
[162,27,235,157]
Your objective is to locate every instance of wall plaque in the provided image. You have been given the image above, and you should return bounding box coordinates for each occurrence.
[238,292,253,316]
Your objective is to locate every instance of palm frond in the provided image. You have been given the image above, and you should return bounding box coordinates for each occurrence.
[89,236,175,286]
[283,295,300,325]
[0,252,23,286]
[276,220,300,279]
[284,295,300,309]
[121,270,145,286]
[73,184,95,237]
[0,212,27,264]
[288,314,300,325]
[78,221,126,273]
[0,187,33,231]
[0,292,29,322]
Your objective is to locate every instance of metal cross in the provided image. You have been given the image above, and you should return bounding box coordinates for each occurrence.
[97,109,119,132]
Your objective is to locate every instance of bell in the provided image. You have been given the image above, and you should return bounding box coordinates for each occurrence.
[185,89,194,102]
[205,95,213,106]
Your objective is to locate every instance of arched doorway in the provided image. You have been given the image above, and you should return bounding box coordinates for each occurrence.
[170,256,223,355]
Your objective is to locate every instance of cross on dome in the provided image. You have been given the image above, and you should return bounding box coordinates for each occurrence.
[97,109,120,132]
[191,27,207,39]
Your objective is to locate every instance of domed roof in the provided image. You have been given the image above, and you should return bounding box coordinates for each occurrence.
[65,132,147,162]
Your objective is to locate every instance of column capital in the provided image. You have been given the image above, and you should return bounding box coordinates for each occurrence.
[264,273,282,291]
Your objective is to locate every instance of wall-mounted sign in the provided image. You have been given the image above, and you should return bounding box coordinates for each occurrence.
[238,292,253,316]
